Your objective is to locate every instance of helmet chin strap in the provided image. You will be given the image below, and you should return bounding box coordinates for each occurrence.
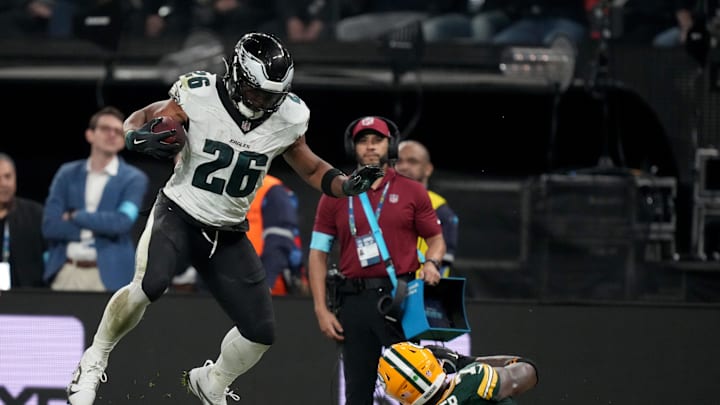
[237,100,265,120]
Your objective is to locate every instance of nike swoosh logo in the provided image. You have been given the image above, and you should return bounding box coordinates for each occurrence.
[67,365,81,397]
[133,139,148,145]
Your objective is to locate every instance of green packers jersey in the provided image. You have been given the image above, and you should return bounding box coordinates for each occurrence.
[436,363,517,405]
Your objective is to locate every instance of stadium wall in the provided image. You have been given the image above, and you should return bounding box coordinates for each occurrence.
[1,290,718,405]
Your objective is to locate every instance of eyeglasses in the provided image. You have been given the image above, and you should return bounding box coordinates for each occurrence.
[95,125,124,135]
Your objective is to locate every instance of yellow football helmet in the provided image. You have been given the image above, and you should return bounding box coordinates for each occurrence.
[377,342,447,405]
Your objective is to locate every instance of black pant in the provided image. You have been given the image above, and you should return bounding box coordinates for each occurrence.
[338,287,406,405]
[139,192,275,345]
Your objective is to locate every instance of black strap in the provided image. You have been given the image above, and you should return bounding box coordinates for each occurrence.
[321,168,344,197]
[377,279,409,322]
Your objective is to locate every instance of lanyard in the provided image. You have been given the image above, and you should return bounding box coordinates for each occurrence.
[2,221,9,262]
[358,190,399,294]
[348,182,390,236]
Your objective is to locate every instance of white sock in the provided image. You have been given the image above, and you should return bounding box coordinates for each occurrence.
[210,327,270,390]
[89,282,151,364]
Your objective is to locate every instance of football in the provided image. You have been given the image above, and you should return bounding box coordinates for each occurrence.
[153,116,187,145]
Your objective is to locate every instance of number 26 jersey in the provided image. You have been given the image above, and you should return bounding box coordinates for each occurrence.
[162,71,309,228]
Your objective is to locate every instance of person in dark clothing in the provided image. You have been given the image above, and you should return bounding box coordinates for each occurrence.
[335,0,471,42]
[0,153,46,289]
[197,0,283,39]
[276,0,331,42]
[612,0,696,46]
[395,140,459,277]
[127,0,195,39]
[471,0,588,47]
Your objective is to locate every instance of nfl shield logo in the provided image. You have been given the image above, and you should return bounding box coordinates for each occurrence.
[389,194,399,203]
[241,120,251,132]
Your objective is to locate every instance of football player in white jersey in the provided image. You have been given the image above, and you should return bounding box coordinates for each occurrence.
[66,32,383,405]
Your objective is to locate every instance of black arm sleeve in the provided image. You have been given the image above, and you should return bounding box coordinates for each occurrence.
[321,168,343,197]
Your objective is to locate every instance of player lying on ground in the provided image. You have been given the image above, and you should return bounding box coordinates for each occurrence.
[378,342,539,405]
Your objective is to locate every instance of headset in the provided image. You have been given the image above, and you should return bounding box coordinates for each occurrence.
[343,116,401,160]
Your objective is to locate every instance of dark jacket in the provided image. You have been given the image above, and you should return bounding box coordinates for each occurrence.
[6,196,46,288]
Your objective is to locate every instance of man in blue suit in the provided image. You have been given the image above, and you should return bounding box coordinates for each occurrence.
[42,106,149,291]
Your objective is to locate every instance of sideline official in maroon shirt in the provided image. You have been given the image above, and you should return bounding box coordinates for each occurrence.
[308,116,446,405]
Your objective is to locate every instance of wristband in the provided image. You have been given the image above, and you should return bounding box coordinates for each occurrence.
[321,168,343,197]
[424,258,441,270]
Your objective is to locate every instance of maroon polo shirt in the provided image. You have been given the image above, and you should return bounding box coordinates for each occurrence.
[312,168,442,278]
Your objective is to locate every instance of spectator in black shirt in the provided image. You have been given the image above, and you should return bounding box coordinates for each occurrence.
[0,153,46,289]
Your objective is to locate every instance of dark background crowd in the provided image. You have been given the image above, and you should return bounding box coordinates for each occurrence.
[1,0,720,302]
[0,0,706,47]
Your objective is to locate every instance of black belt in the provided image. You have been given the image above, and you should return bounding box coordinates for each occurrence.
[338,274,414,294]
[66,259,97,268]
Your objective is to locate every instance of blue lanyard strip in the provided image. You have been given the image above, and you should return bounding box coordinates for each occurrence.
[348,182,390,236]
[2,222,9,262]
[358,190,399,293]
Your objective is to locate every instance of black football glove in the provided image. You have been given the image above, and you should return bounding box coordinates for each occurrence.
[425,345,461,374]
[341,165,383,196]
[125,117,183,160]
